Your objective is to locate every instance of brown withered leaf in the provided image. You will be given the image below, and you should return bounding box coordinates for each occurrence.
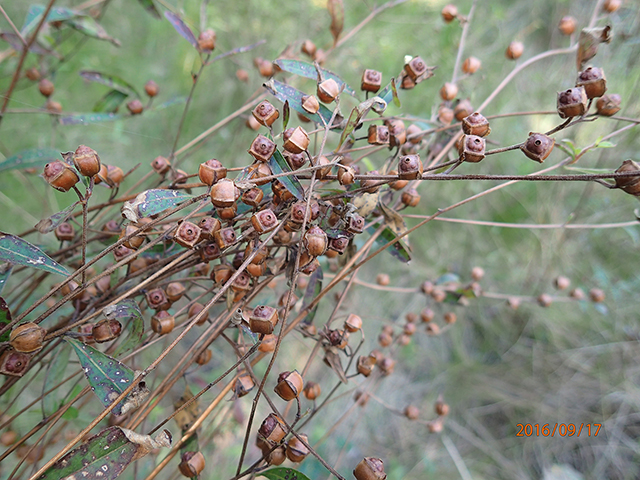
[327,0,344,46]
[173,385,200,431]
[323,347,348,383]
[577,25,612,70]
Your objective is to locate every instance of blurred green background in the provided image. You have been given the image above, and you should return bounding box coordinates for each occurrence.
[1,0,640,479]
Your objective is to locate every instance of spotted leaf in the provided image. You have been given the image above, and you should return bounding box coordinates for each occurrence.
[0,232,68,276]
[261,467,313,480]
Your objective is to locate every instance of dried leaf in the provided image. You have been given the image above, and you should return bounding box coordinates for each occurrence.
[120,428,172,460]
[301,266,322,325]
[261,467,313,480]
[164,11,198,49]
[577,26,612,70]
[35,201,81,234]
[173,386,200,431]
[352,192,380,218]
[0,232,68,276]
[0,148,61,173]
[338,96,387,148]
[378,202,407,238]
[327,0,344,46]
[121,189,194,222]
[324,347,347,383]
[80,71,139,98]
[105,300,144,357]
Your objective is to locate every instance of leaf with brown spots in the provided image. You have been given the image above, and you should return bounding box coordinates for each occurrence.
[260,467,313,480]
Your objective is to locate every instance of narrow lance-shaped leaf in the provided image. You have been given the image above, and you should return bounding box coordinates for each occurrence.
[301,266,322,325]
[338,96,387,148]
[42,343,71,417]
[149,96,188,111]
[65,337,135,416]
[0,265,12,296]
[273,59,356,96]
[65,17,121,46]
[268,150,305,201]
[211,39,266,62]
[0,232,68,275]
[327,0,344,46]
[80,71,139,98]
[0,298,11,342]
[0,33,57,56]
[121,189,194,222]
[369,224,411,263]
[261,467,313,480]
[93,89,128,113]
[21,5,77,36]
[35,201,81,234]
[263,79,334,125]
[137,0,161,19]
[0,148,61,173]
[282,100,290,130]
[59,113,121,125]
[164,11,198,49]
[106,300,144,357]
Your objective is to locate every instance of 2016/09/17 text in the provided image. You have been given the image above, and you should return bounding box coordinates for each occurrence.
[516,424,601,437]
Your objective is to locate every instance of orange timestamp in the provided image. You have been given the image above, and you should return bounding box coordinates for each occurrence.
[516,423,601,437]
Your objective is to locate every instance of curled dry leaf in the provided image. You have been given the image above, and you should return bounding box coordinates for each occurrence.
[577,26,612,70]
[327,0,345,45]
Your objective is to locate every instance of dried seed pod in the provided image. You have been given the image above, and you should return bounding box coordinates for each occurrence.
[303,381,321,400]
[146,288,170,311]
[435,398,450,416]
[596,93,621,116]
[438,106,454,125]
[557,87,588,118]
[72,145,101,177]
[311,155,332,179]
[258,413,286,445]
[198,216,221,241]
[249,305,279,334]
[246,116,261,130]
[471,266,484,281]
[520,132,555,163]
[26,67,40,81]
[284,151,307,171]
[113,244,134,262]
[379,356,396,376]
[589,288,605,303]
[283,126,310,154]
[0,430,17,446]
[43,161,79,192]
[38,78,54,97]
[45,99,62,113]
[368,124,390,145]
[576,66,606,99]
[247,262,267,278]
[234,373,255,397]
[443,312,457,324]
[603,0,621,13]
[441,4,458,22]
[274,370,304,401]
[245,162,272,187]
[266,446,286,466]
[179,451,206,477]
[404,405,420,420]
[252,100,279,126]
[344,313,362,333]
[211,263,234,285]
[361,69,382,93]
[289,202,310,225]
[406,124,424,144]
[303,225,328,257]
[401,188,421,207]
[346,213,365,235]
[537,293,552,307]
[440,82,458,101]
[239,187,263,207]
[378,332,392,347]
[357,354,377,377]
[0,349,31,377]
[10,323,45,353]
[554,276,571,290]
[431,288,446,302]
[360,170,382,193]
[462,56,481,74]
[248,134,277,162]
[301,95,320,114]
[174,221,202,249]
[329,236,350,254]
[388,170,408,191]
[55,222,75,242]
[301,39,317,57]
[245,240,269,265]
[398,154,423,180]
[400,72,416,89]
[259,334,277,352]
[188,302,209,326]
[558,16,577,36]
[337,165,356,185]
[197,28,216,52]
[106,165,124,186]
[251,208,278,234]
[271,179,294,202]
[376,273,390,286]
[354,457,387,480]
[404,323,417,336]
[200,241,222,263]
[286,434,309,463]
[151,156,171,175]
[458,134,486,163]
[317,78,340,103]
[195,349,212,365]
[505,41,524,60]
[198,158,227,186]
[421,307,435,323]
[126,99,143,115]
[569,288,585,300]
[615,160,640,195]
[218,205,237,221]
[210,179,239,208]
[254,57,274,77]
[165,282,186,303]
[386,119,406,147]
[93,163,108,185]
[92,319,122,343]
[300,257,319,275]
[120,225,145,250]
[462,112,491,137]
[151,311,175,335]
[405,56,428,81]
[144,80,159,97]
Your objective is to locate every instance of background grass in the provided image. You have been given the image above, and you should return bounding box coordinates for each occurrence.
[1,0,640,479]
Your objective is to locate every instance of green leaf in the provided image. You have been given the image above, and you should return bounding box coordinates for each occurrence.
[268,150,305,201]
[59,113,122,125]
[34,201,81,234]
[149,96,188,110]
[164,11,198,49]
[61,406,79,419]
[0,33,57,56]
[378,78,401,107]
[0,298,12,342]
[37,426,137,480]
[564,166,613,175]
[21,5,77,37]
[80,71,139,98]
[93,89,128,113]
[0,148,61,173]
[211,40,266,62]
[137,0,161,19]
[105,300,144,357]
[65,17,120,46]
[282,100,290,130]
[0,264,12,295]
[595,140,616,148]
[301,266,322,325]
[260,467,313,480]
[42,343,71,417]
[263,79,334,125]
[273,59,356,96]
[0,232,68,276]
[121,189,194,222]
[370,224,411,263]
[338,96,388,148]
[435,272,460,285]
[65,338,135,416]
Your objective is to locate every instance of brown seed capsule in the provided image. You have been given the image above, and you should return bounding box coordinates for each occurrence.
[328,236,350,254]
[246,262,267,278]
[356,354,377,377]
[252,100,279,126]
[54,222,75,242]
[92,319,122,343]
[119,225,144,250]
[361,69,382,93]
[38,78,54,97]
[258,413,286,445]
[249,305,279,335]
[266,445,287,466]
[174,221,202,249]
[537,293,552,307]
[248,208,276,235]
[404,405,420,420]
[398,154,423,180]
[248,134,277,162]
[337,164,356,186]
[179,451,206,477]
[126,99,143,115]
[198,28,216,52]
[615,160,640,195]
[210,263,234,286]
[505,41,524,60]
[0,430,17,446]
[146,288,170,311]
[521,132,555,163]
[367,124,390,145]
[274,370,304,401]
[554,276,571,290]
[210,179,239,208]
[576,66,607,99]
[301,39,317,57]
[284,126,310,154]
[354,457,387,480]
[301,95,320,114]
[317,78,340,103]
[378,331,393,347]
[198,216,221,242]
[558,16,577,36]
[344,313,362,333]
[213,228,237,252]
[151,311,175,335]
[302,225,327,257]
[311,155,332,179]
[234,69,249,83]
[557,87,588,118]
[569,288,585,300]
[589,288,605,303]
[346,213,365,235]
[45,99,62,113]
[244,241,268,265]
[234,373,255,398]
[92,163,108,185]
[469,267,484,281]
[283,151,307,171]
[386,170,407,191]
[72,145,101,177]
[106,164,124,186]
[258,333,277,352]
[603,0,621,13]
[43,160,79,192]
[195,348,212,365]
[303,381,321,400]
[144,80,159,97]
[462,56,481,74]
[0,349,31,377]
[441,4,458,22]
[507,297,521,310]
[426,323,441,335]
[151,156,171,175]
[438,106,454,125]
[401,188,421,208]
[246,115,261,130]
[198,158,227,186]
[435,398,450,416]
[238,187,263,208]
[113,244,134,263]
[26,67,40,81]
[255,57,275,77]
[443,312,457,324]
[375,273,390,286]
[385,119,406,147]
[10,323,45,353]
[188,302,209,325]
[440,82,458,101]
[286,434,310,463]
[462,112,490,137]
[405,56,428,81]
[596,93,621,116]
[458,134,486,163]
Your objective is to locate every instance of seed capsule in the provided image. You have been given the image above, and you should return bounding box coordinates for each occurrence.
[55,222,75,242]
[401,188,421,207]
[283,126,310,154]
[144,80,159,97]
[0,349,31,377]
[179,451,206,477]
[258,413,286,446]
[286,434,310,463]
[311,155,332,179]
[596,93,621,116]
[386,119,406,147]
[344,313,362,333]
[354,457,387,480]
[576,66,607,99]
[198,158,227,186]
[398,154,423,180]
[337,165,356,185]
[38,79,54,97]
[520,132,555,163]
[175,221,202,249]
[317,78,340,103]
[558,16,577,36]
[248,134,276,162]
[301,39,317,57]
[151,156,171,175]
[151,311,175,335]
[505,41,524,60]
[462,56,481,74]
[301,95,320,114]
[329,236,350,254]
[361,69,382,93]
[92,319,122,343]
[357,354,377,377]
[106,165,124,186]
[367,124,390,145]
[557,87,588,118]
[439,82,458,101]
[10,323,45,353]
[346,214,365,235]
[589,288,605,303]
[303,226,328,257]
[126,99,143,115]
[251,208,278,234]
[614,160,640,196]
[195,349,212,365]
[441,4,458,22]
[252,100,279,126]
[274,370,304,401]
[43,161,79,192]
[146,288,170,311]
[303,381,321,400]
[404,405,420,420]
[405,56,428,81]
[254,57,274,77]
[458,134,486,163]
[462,112,491,137]
[249,305,279,334]
[210,179,239,208]
[234,373,255,398]
[72,145,101,177]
